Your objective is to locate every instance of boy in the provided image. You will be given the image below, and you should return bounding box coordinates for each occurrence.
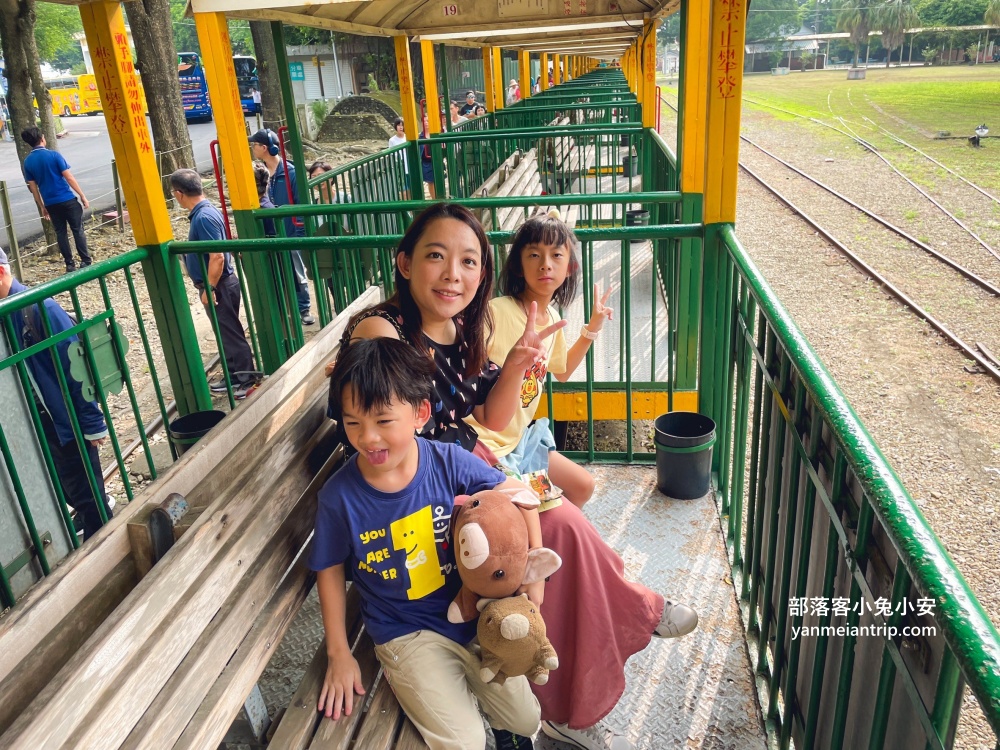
[313,338,542,750]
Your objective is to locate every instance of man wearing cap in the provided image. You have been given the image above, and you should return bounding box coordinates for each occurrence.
[248,129,316,326]
[21,126,92,272]
[169,169,258,400]
[458,91,479,117]
[0,247,112,540]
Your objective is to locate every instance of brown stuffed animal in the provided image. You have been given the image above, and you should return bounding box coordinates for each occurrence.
[478,594,559,685]
[447,488,562,624]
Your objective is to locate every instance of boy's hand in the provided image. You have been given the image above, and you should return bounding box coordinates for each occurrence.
[507,301,567,371]
[318,654,366,720]
[325,359,337,377]
[519,579,545,609]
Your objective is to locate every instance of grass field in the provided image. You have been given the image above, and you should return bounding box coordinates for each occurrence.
[739,65,1000,193]
[743,65,999,136]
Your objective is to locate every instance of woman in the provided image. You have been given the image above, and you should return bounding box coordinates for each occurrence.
[387,117,410,199]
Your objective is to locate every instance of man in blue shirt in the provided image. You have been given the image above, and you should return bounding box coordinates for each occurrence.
[248,129,316,326]
[0,246,111,540]
[21,127,91,272]
[169,169,258,400]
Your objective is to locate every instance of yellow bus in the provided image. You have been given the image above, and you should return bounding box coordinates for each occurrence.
[44,74,147,117]
[46,76,85,117]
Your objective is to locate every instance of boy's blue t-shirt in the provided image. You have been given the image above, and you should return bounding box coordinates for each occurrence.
[310,438,505,645]
[23,148,76,206]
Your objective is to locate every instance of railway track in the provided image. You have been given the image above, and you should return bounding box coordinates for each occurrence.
[742,96,1000,262]
[658,91,1000,383]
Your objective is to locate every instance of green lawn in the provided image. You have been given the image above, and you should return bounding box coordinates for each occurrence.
[742,65,999,137]
[739,65,1000,192]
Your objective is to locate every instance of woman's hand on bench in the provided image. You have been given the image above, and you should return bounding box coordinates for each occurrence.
[318,652,367,720]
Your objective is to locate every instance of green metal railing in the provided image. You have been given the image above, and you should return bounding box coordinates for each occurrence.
[0,251,172,604]
[705,225,1000,748]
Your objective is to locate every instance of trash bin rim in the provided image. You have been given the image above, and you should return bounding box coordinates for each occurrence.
[654,435,716,454]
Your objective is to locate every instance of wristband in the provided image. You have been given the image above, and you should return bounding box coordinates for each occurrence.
[580,326,600,341]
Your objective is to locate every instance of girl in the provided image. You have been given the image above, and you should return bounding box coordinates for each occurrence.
[330,205,698,750]
[467,211,611,508]
[470,212,699,750]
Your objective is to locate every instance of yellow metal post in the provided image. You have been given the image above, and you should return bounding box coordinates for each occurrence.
[642,20,657,128]
[80,0,211,413]
[704,0,747,223]
[194,12,258,212]
[519,49,531,99]
[420,40,442,134]
[540,53,549,90]
[482,46,495,111]
[492,47,505,110]
[394,36,420,140]
[681,0,711,197]
[78,2,171,245]
[553,54,561,86]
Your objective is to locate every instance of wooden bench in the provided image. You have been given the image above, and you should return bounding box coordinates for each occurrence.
[0,287,420,750]
[539,117,597,197]
[473,116,592,237]
[267,585,429,749]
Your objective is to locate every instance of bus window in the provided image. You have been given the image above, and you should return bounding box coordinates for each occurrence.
[233,55,258,115]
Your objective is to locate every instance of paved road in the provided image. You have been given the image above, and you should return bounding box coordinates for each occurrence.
[0,113,258,248]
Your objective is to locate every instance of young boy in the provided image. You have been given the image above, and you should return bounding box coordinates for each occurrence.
[313,338,543,750]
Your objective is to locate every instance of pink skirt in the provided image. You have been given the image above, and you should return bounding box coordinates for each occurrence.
[536,500,664,729]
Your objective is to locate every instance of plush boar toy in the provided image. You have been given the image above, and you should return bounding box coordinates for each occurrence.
[447,488,562,624]
[478,593,559,685]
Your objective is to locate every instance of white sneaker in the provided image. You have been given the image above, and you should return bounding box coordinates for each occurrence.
[653,600,698,638]
[540,720,635,750]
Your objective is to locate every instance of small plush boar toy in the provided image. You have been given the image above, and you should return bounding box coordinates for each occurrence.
[478,593,559,685]
[447,488,562,624]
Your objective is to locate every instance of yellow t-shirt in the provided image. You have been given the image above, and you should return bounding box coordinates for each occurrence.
[466,296,568,457]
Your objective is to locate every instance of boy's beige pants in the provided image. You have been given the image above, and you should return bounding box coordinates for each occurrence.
[375,628,541,749]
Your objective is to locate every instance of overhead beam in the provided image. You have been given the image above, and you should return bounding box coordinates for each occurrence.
[414,16,646,40]
[226,8,398,36]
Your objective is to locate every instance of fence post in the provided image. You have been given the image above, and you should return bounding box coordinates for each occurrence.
[0,181,23,279]
[111,159,125,232]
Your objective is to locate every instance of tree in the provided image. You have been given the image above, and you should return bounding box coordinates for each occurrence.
[836,0,873,66]
[0,0,59,252]
[34,3,84,72]
[873,0,920,67]
[124,0,195,199]
[988,0,1000,24]
[745,0,801,42]
[250,21,285,132]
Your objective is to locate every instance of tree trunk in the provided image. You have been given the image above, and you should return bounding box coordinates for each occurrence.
[0,0,59,253]
[123,0,194,199]
[853,44,860,66]
[250,20,285,132]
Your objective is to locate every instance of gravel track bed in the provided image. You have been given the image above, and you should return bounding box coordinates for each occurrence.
[741,110,1000,288]
[739,145,1000,365]
[737,171,1000,750]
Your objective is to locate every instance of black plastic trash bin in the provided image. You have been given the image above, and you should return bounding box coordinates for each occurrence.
[168,410,226,456]
[654,412,716,499]
[625,209,650,243]
[622,152,640,177]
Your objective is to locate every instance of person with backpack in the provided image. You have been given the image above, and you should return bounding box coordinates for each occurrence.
[0,247,111,540]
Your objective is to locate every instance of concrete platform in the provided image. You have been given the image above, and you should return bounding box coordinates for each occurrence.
[254,465,765,749]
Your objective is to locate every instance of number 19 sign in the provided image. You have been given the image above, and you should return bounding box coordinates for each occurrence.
[442,3,459,15]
